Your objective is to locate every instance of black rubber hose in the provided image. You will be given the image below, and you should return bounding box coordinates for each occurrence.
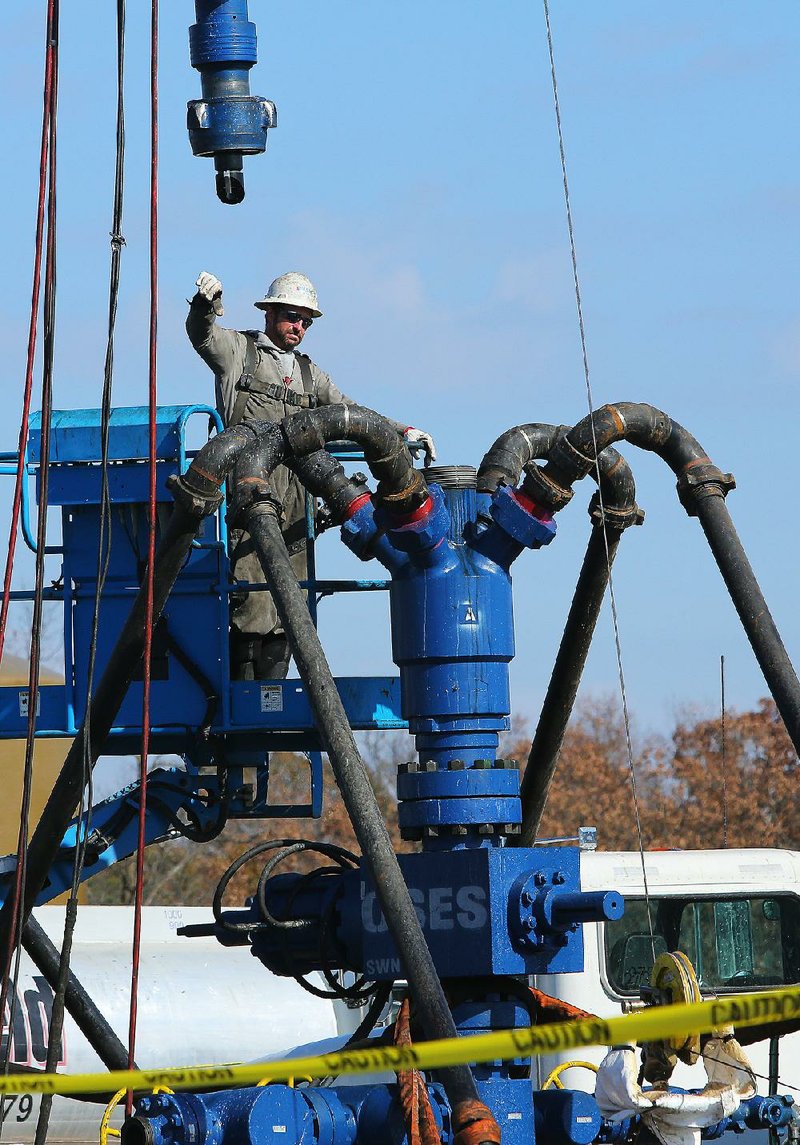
[478,423,640,843]
[528,402,800,756]
[476,423,564,492]
[517,445,641,846]
[691,492,800,751]
[282,404,428,515]
[241,497,481,1112]
[22,915,132,1070]
[518,528,623,845]
[291,449,368,524]
[0,421,267,972]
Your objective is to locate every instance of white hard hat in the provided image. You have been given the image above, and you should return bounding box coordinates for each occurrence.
[254,272,322,317]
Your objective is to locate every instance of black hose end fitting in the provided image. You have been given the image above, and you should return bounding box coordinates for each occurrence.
[247,496,284,525]
[229,475,283,529]
[375,469,430,516]
[520,464,574,514]
[475,466,511,494]
[328,475,372,523]
[291,451,371,525]
[676,463,736,517]
[167,472,224,518]
[121,1116,155,1145]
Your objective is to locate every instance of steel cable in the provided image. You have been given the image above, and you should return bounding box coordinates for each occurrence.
[720,654,729,847]
[34,4,128,1140]
[0,3,60,1123]
[542,0,657,957]
[127,0,159,1108]
[0,0,57,1002]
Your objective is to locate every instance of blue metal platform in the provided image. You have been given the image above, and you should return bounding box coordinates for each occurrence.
[0,405,407,846]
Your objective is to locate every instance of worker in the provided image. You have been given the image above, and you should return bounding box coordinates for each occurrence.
[595,1027,756,1145]
[186,270,437,681]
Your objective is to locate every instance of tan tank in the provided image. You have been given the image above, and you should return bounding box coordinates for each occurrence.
[0,653,73,882]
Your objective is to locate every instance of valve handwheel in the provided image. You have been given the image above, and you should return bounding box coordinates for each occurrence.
[542,1060,599,1090]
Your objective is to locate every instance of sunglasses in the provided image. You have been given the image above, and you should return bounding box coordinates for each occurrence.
[281,309,314,329]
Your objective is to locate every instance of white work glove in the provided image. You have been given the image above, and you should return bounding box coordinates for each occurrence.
[404,427,437,465]
[195,270,224,316]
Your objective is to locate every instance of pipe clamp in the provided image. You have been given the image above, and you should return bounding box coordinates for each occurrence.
[676,464,735,516]
[588,492,644,532]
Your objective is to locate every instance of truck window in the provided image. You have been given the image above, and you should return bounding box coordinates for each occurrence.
[604,894,800,995]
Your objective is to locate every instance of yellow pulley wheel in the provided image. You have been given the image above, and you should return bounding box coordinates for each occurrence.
[542,1060,599,1090]
[651,950,702,1059]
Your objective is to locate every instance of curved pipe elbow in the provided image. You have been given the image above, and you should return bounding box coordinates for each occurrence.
[522,403,731,519]
[169,422,263,517]
[584,444,642,531]
[229,421,289,520]
[544,403,714,488]
[477,423,564,492]
[283,404,429,516]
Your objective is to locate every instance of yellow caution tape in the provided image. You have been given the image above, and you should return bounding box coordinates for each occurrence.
[2,985,798,1097]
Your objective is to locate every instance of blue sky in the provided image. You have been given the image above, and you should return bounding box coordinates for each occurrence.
[1,2,798,736]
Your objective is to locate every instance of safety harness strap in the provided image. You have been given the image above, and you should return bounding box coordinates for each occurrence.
[229,335,318,427]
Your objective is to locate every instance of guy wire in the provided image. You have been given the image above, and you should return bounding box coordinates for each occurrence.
[720,654,729,848]
[542,0,657,960]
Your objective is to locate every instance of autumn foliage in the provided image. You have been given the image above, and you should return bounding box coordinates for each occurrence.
[510,695,800,852]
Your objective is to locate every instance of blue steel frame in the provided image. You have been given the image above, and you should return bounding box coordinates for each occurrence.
[0,406,406,825]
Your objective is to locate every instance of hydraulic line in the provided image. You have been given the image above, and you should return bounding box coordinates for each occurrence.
[528,402,800,756]
[242,499,485,1117]
[520,526,622,844]
[128,0,160,1097]
[478,422,642,845]
[236,412,502,1130]
[517,445,641,845]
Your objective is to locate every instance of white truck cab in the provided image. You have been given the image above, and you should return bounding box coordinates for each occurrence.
[534,846,800,1101]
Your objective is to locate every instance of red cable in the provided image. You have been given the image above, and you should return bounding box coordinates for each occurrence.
[0,1,57,670]
[127,0,158,1106]
[0,0,57,1015]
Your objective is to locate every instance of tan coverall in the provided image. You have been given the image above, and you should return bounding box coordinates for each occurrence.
[186,294,406,677]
